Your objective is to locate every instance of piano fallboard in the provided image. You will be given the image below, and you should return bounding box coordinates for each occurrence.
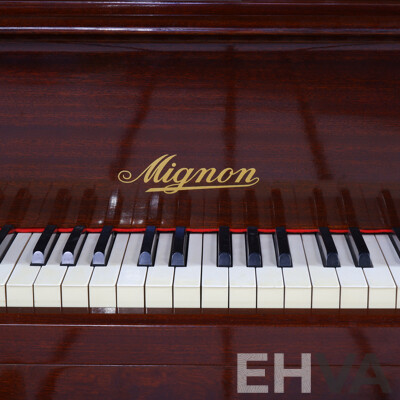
[1,38,400,230]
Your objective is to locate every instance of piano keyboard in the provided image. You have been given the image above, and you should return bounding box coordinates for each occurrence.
[1,225,400,309]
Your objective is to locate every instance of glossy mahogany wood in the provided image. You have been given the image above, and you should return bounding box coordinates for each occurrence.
[1,4,400,399]
[1,38,400,229]
[2,0,400,36]
[1,310,400,365]
[1,1,400,230]
[1,365,400,399]
[0,310,400,398]
[3,365,400,399]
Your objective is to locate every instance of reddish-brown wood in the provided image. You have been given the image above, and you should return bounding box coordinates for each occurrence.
[1,38,400,229]
[0,365,399,399]
[1,4,400,397]
[1,0,400,36]
[0,310,400,365]
[0,310,399,398]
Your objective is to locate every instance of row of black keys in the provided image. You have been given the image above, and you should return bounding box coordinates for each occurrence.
[0,224,399,269]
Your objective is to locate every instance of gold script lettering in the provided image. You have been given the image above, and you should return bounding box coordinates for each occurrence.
[118,154,259,194]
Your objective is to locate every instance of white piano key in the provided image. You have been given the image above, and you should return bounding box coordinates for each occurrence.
[202,233,228,308]
[302,234,340,309]
[62,234,98,308]
[362,235,396,309]
[117,233,146,308]
[0,233,31,307]
[282,235,311,308]
[256,234,284,308]
[333,234,368,309]
[7,233,44,307]
[34,233,69,307]
[174,233,202,308]
[376,234,400,308]
[145,233,174,308]
[89,234,129,308]
[230,234,256,308]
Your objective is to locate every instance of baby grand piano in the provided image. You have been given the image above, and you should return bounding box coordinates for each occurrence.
[1,0,400,398]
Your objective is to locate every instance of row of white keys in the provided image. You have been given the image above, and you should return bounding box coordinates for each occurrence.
[376,234,400,308]
[117,233,146,308]
[145,233,174,308]
[333,234,368,308]
[362,234,396,308]
[302,234,340,308]
[0,233,31,307]
[117,233,202,308]
[282,235,311,308]
[7,233,44,307]
[202,233,228,308]
[257,234,284,308]
[174,233,202,308]
[62,234,99,307]
[230,234,256,308]
[34,233,69,307]
[3,232,400,310]
[89,233,129,308]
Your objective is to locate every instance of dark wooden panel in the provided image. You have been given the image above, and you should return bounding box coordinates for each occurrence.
[0,365,398,400]
[0,310,400,366]
[1,0,400,36]
[1,39,400,229]
[0,311,399,398]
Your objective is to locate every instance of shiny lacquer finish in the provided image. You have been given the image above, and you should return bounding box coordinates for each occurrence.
[0,310,399,399]
[2,0,400,36]
[1,3,400,400]
[1,1,400,230]
[1,37,400,229]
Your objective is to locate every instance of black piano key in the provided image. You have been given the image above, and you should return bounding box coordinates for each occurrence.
[316,227,340,268]
[0,224,15,262]
[170,226,188,267]
[61,225,86,266]
[92,225,114,266]
[246,227,262,268]
[31,225,58,266]
[274,226,292,268]
[138,226,157,266]
[347,227,372,268]
[218,226,232,268]
[390,227,400,258]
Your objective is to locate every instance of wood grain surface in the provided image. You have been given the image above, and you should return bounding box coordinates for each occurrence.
[1,0,400,36]
[0,310,399,399]
[1,3,400,399]
[1,38,400,229]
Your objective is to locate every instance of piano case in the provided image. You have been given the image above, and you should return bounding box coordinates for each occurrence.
[1,0,400,398]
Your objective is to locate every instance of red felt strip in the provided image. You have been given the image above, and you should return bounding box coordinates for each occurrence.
[360,229,394,234]
[9,227,395,234]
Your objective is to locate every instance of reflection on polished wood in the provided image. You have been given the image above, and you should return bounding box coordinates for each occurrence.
[108,69,157,181]
[380,190,400,228]
[0,310,398,399]
[0,1,399,230]
[1,0,400,36]
[1,39,400,229]
[6,188,31,227]
[1,2,400,399]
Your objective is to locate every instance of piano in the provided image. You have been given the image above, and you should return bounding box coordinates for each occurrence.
[1,0,400,398]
